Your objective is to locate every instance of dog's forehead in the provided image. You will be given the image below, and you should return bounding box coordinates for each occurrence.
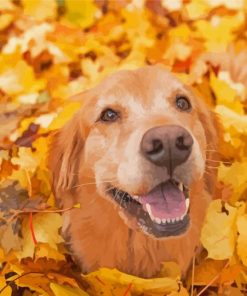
[95,67,187,112]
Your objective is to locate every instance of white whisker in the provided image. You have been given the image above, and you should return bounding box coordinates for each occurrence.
[72,179,117,189]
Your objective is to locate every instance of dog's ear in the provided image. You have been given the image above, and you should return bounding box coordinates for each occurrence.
[48,113,84,196]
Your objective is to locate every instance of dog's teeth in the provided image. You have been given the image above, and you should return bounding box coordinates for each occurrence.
[178,182,183,191]
[167,218,171,223]
[162,218,167,224]
[185,198,190,210]
[171,218,175,223]
[155,218,161,224]
[176,217,180,222]
[146,203,154,220]
[180,214,185,220]
[133,195,139,200]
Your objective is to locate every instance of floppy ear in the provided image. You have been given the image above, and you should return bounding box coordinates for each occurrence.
[48,113,84,196]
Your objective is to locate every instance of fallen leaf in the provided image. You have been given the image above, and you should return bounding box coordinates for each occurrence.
[22,0,57,21]
[63,0,97,28]
[17,213,63,259]
[237,215,247,267]
[50,282,89,296]
[201,200,238,260]
[84,268,180,296]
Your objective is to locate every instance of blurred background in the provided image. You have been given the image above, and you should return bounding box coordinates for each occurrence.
[0,1,247,295]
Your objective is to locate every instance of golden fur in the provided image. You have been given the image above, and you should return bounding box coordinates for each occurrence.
[49,66,220,278]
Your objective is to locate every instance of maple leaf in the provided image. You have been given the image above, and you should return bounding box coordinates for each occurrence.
[201,200,246,260]
[0,180,45,253]
[50,283,89,296]
[84,268,181,296]
[17,213,63,259]
[0,276,12,296]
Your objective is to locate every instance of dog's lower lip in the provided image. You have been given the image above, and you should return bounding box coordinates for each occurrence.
[106,180,190,237]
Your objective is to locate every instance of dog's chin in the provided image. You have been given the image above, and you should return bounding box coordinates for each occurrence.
[104,179,191,238]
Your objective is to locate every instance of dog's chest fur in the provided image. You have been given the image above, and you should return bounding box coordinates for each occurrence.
[61,181,209,278]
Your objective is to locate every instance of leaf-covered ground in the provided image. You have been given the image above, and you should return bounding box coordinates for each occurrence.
[0,0,247,295]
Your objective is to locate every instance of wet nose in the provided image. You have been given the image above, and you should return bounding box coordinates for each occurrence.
[140,125,194,171]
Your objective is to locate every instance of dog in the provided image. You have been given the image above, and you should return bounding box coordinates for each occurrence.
[49,66,220,278]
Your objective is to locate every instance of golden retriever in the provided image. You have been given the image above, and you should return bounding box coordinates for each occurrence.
[49,66,220,278]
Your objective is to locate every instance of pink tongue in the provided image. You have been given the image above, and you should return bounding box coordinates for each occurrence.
[139,182,186,219]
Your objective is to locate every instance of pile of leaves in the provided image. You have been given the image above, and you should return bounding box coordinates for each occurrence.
[0,0,247,295]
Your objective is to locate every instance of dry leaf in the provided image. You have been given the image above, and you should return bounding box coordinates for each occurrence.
[201,200,238,260]
[17,213,63,259]
[50,283,89,296]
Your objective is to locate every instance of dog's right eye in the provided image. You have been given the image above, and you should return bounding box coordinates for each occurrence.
[100,108,119,122]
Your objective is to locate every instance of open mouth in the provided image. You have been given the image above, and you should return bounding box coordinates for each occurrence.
[108,180,190,238]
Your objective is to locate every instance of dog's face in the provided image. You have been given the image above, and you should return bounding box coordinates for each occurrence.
[50,66,218,239]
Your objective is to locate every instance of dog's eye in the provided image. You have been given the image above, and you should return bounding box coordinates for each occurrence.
[176,96,191,111]
[100,108,119,122]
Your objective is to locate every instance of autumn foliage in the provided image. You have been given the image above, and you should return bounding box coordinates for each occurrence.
[0,0,247,295]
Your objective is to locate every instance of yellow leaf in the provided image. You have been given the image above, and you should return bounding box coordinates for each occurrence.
[237,214,247,267]
[22,0,57,21]
[215,105,247,157]
[169,24,192,42]
[3,23,54,57]
[11,148,39,172]
[210,72,244,114]
[48,102,81,130]
[84,268,180,295]
[164,24,193,63]
[35,243,65,261]
[0,57,45,96]
[9,169,29,191]
[207,0,245,10]
[64,0,97,28]
[215,105,247,133]
[193,259,226,286]
[50,283,89,296]
[0,247,4,261]
[0,276,11,296]
[201,200,238,260]
[161,0,182,12]
[17,213,63,259]
[15,273,51,296]
[184,1,210,20]
[32,136,50,168]
[0,13,14,31]
[0,0,15,10]
[218,162,247,202]
[159,261,181,279]
[194,12,245,51]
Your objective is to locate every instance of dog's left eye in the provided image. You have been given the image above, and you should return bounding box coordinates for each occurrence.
[100,108,119,122]
[176,96,191,111]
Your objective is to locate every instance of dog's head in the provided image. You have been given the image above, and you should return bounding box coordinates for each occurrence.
[49,66,219,238]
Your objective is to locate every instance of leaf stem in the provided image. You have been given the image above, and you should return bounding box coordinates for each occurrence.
[0,272,43,294]
[196,261,229,296]
[123,283,132,296]
[29,212,38,245]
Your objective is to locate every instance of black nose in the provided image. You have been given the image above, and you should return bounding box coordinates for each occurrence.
[141,125,193,172]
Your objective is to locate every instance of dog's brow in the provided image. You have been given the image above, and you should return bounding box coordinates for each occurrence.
[96,94,145,114]
[150,91,171,111]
